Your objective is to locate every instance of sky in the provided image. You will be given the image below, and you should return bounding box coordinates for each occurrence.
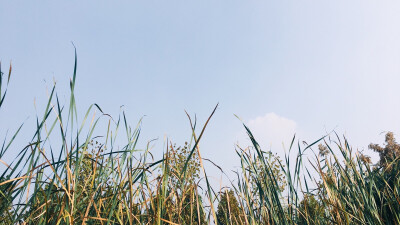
[1,1,400,181]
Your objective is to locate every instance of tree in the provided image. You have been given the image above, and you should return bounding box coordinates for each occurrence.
[368,132,400,223]
[369,132,400,170]
[245,149,287,194]
[297,194,325,225]
[165,142,201,187]
[216,189,245,225]
[152,142,206,225]
[237,145,287,224]
[178,185,207,225]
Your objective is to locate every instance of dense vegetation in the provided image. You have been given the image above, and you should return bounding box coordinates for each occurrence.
[1,58,400,225]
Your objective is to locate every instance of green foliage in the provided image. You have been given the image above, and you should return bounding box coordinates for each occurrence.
[177,186,207,225]
[166,142,201,187]
[0,177,14,224]
[2,59,400,225]
[297,194,325,225]
[247,149,287,193]
[217,189,245,225]
[369,132,400,170]
[159,142,207,224]
[0,63,15,225]
[27,183,63,224]
[368,132,400,224]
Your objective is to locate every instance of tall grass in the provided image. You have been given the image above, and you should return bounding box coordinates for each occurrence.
[0,55,399,224]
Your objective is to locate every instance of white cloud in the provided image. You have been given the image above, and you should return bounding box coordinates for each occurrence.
[237,113,297,153]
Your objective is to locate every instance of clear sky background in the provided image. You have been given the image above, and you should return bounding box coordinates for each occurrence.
[1,1,400,180]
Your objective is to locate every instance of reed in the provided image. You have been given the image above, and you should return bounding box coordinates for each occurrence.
[0,55,399,225]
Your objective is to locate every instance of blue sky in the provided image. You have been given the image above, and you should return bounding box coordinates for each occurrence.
[1,1,400,179]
